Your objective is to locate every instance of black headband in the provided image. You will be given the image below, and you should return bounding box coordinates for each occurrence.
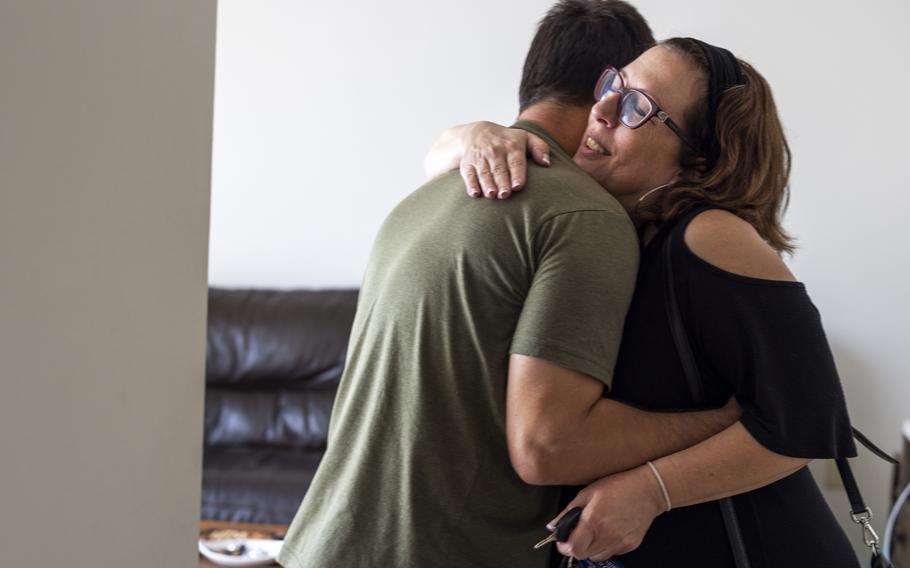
[689,38,746,168]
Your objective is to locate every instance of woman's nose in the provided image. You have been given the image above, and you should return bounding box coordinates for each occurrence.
[591,91,621,128]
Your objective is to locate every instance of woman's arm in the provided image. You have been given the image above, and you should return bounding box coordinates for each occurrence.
[655,422,809,506]
[423,121,551,198]
[423,123,476,184]
[552,422,808,561]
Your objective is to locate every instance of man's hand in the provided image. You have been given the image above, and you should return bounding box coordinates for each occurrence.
[550,465,666,562]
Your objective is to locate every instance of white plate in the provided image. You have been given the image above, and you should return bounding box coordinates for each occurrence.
[198,538,284,567]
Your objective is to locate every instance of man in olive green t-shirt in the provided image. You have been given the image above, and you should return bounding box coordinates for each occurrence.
[280,118,638,568]
[279,2,738,567]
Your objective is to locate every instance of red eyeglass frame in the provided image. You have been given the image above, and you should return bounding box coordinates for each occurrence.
[594,65,698,152]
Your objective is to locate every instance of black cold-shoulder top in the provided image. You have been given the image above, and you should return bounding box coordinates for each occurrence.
[568,206,860,568]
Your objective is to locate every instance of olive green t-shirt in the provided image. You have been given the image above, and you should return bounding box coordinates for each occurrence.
[278,121,638,568]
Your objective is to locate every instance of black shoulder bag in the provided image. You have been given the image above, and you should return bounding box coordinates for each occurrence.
[662,232,896,568]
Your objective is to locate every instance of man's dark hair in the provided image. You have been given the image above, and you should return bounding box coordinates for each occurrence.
[519,0,655,112]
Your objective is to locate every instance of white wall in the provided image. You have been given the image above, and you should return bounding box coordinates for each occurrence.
[210,0,909,555]
[0,2,215,567]
[209,0,545,288]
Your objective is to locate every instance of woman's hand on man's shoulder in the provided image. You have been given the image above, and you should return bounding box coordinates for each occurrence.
[459,122,551,200]
[684,209,797,282]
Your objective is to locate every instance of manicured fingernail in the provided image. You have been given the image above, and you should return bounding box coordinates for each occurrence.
[470,189,481,197]
[511,180,522,189]
[486,190,496,198]
[543,153,551,166]
[498,189,511,199]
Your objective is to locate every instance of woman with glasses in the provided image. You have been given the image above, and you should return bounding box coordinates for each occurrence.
[425,37,858,567]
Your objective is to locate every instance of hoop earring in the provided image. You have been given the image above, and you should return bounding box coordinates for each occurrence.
[638,183,670,204]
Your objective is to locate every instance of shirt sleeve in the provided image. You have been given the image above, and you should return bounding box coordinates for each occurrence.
[685,252,858,459]
[509,210,638,390]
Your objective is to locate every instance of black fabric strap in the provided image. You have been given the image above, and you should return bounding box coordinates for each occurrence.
[853,427,899,465]
[663,229,752,568]
[836,457,866,514]
[662,235,705,405]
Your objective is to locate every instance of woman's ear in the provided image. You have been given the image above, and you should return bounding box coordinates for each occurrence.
[677,155,708,181]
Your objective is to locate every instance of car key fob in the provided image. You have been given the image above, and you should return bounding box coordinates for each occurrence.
[554,507,583,541]
[534,506,584,550]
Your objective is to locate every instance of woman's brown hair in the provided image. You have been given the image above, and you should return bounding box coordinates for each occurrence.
[639,37,794,254]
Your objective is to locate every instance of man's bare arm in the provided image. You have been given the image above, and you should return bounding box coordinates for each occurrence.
[506,354,740,486]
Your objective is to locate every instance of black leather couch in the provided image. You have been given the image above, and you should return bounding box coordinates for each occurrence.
[201,288,358,525]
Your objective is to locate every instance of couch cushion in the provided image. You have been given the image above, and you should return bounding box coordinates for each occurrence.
[204,387,336,449]
[206,288,358,387]
[201,445,324,525]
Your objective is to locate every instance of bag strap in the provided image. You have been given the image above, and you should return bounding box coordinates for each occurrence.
[662,229,752,568]
[837,457,888,560]
[853,427,898,465]
[662,225,891,564]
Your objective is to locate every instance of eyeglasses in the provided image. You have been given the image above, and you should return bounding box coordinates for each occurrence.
[593,66,698,151]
